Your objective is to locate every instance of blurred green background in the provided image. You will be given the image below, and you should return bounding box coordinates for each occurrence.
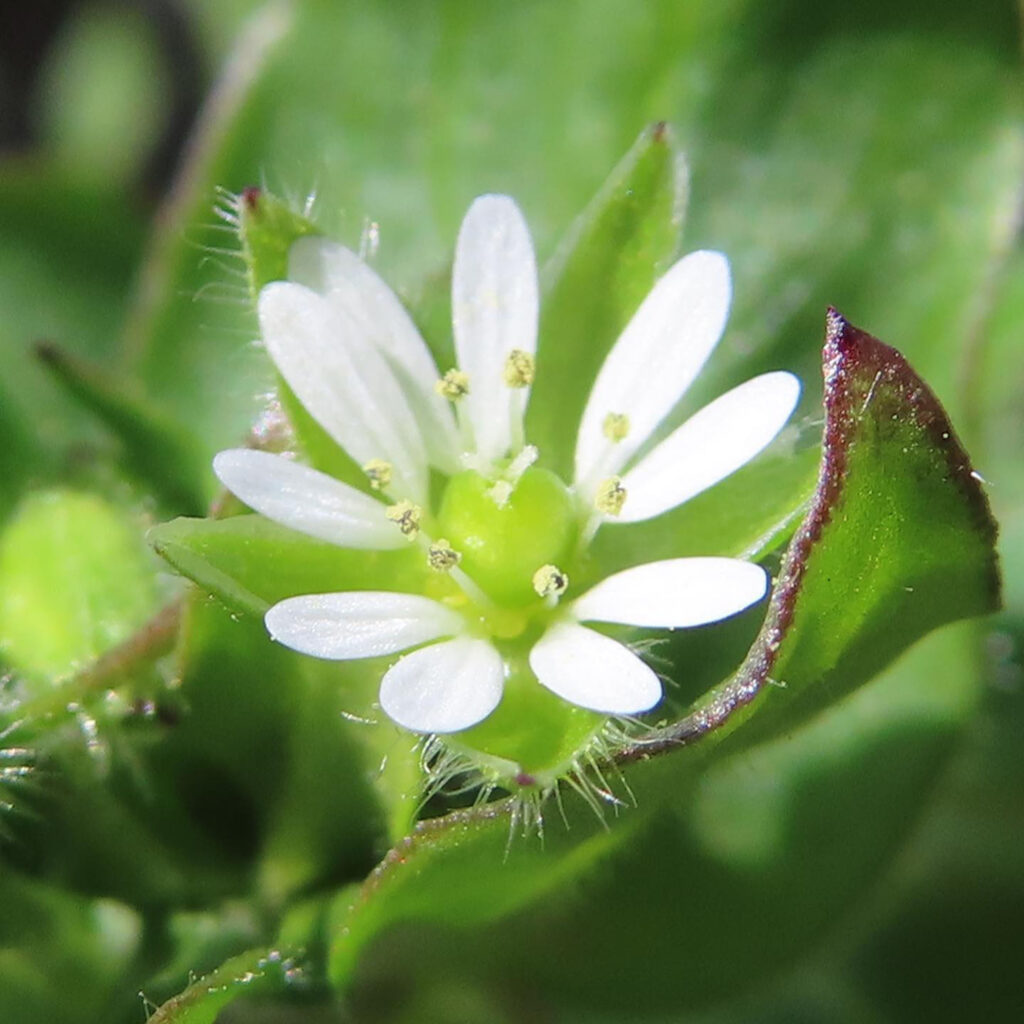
[0,1,1021,1021]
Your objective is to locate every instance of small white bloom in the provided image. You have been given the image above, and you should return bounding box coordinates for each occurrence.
[214,195,800,734]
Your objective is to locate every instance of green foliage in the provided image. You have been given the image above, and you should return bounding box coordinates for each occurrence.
[0,1,1019,1022]
[0,490,160,684]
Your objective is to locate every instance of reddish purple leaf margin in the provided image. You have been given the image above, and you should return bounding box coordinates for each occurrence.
[617,307,1001,764]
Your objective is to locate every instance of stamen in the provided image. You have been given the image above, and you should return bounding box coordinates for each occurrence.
[362,458,392,491]
[385,500,422,538]
[436,369,470,401]
[602,412,630,443]
[502,349,535,388]
[427,539,462,573]
[595,476,627,517]
[533,564,569,599]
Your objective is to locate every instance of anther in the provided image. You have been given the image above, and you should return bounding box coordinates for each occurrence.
[427,539,462,573]
[362,458,392,491]
[502,349,535,388]
[436,369,470,401]
[602,412,629,443]
[595,476,627,517]
[533,564,569,599]
[385,500,422,538]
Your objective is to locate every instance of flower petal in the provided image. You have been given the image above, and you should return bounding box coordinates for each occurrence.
[265,592,462,659]
[617,371,801,522]
[258,281,429,502]
[213,449,401,549]
[379,636,505,733]
[574,250,731,491]
[572,557,768,628]
[529,622,661,714]
[452,195,538,465]
[288,237,461,473]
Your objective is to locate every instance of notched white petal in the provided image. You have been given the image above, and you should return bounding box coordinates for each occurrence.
[265,592,463,660]
[452,194,539,464]
[379,637,504,733]
[288,237,461,472]
[529,622,662,714]
[619,371,801,522]
[572,558,768,629]
[213,449,401,549]
[258,281,428,502]
[575,250,731,488]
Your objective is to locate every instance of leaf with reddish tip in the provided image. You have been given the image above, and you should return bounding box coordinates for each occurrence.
[622,309,1000,758]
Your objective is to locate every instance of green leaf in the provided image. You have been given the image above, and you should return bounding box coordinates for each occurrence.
[146,945,306,1024]
[0,490,161,685]
[528,122,687,480]
[673,311,1001,753]
[149,514,426,618]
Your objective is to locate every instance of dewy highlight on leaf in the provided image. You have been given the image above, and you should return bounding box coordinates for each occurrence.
[212,193,800,788]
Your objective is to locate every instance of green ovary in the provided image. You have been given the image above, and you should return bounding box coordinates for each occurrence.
[451,659,606,784]
[437,467,577,606]
[436,468,604,781]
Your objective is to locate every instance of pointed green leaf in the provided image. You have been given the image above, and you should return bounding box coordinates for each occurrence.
[527,122,688,479]
[632,310,1000,756]
[149,514,426,618]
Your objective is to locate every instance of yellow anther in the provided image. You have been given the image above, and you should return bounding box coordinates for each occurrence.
[385,500,422,538]
[532,564,569,599]
[436,368,470,401]
[595,476,627,517]
[427,539,462,573]
[502,349,535,388]
[362,458,392,491]
[602,412,630,443]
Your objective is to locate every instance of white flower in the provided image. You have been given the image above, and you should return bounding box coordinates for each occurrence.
[214,195,800,734]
